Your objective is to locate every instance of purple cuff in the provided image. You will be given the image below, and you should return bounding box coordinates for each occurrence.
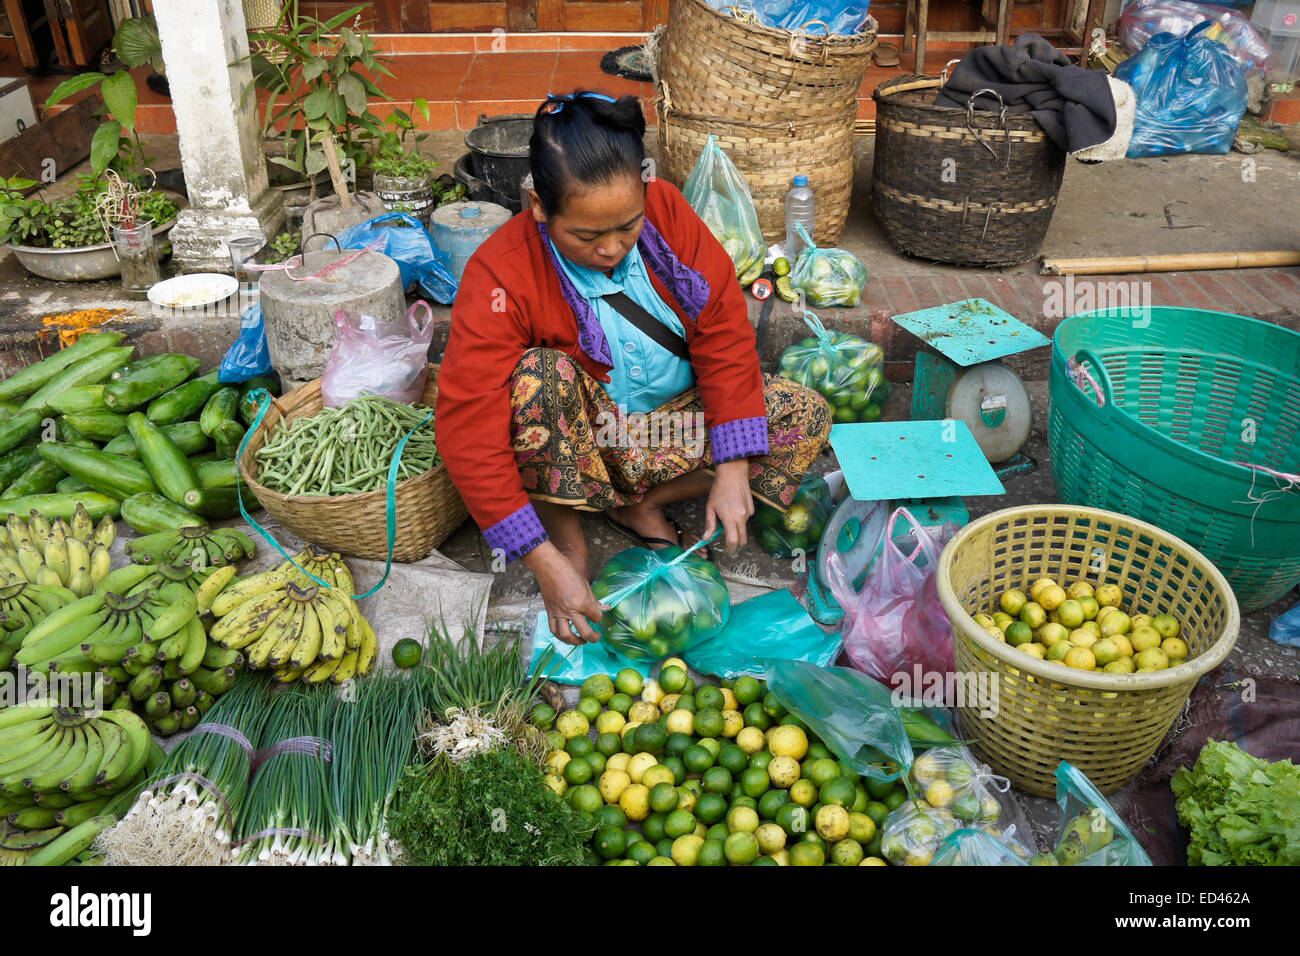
[482,504,549,564]
[710,417,770,463]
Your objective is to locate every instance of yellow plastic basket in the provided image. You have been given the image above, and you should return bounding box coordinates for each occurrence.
[936,505,1239,796]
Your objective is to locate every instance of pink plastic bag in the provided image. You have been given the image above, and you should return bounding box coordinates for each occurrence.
[826,506,957,684]
[321,301,434,407]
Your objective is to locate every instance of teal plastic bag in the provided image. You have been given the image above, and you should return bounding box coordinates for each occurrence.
[1052,762,1153,866]
[527,611,653,685]
[684,589,840,679]
[931,828,1029,866]
[763,660,913,784]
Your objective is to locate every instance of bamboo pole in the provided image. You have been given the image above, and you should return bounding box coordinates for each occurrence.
[321,135,353,209]
[1041,251,1300,276]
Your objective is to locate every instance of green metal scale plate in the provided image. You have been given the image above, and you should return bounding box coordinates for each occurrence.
[829,420,1005,501]
[890,298,1051,368]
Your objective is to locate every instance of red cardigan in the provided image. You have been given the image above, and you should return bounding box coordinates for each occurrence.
[435,178,768,562]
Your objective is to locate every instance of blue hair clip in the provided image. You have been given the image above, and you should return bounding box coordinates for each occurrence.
[544,91,617,114]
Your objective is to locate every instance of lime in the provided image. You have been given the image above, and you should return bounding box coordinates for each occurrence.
[882,789,908,811]
[852,785,869,813]
[593,826,626,860]
[569,784,602,814]
[706,822,730,843]
[696,792,728,825]
[391,638,423,669]
[563,759,593,786]
[655,839,675,859]
[759,788,791,820]
[697,839,728,867]
[864,774,895,800]
[865,800,890,828]
[696,737,721,758]
[649,781,680,814]
[693,708,725,739]
[696,685,726,711]
[529,703,556,730]
[724,830,761,865]
[556,711,589,740]
[584,752,607,775]
[674,694,696,713]
[565,735,595,759]
[674,784,696,813]
[661,756,686,785]
[789,778,818,807]
[642,813,667,843]
[664,809,696,839]
[670,834,704,866]
[594,804,627,829]
[581,674,616,704]
[779,714,810,733]
[773,256,791,277]
[729,794,758,813]
[733,676,763,706]
[788,841,825,867]
[607,692,633,716]
[594,732,622,757]
[748,751,774,773]
[613,668,643,697]
[742,702,770,730]
[664,732,693,759]
[775,276,797,303]
[702,766,733,795]
[847,811,876,844]
[626,841,656,865]
[776,802,810,837]
[727,805,760,834]
[807,757,841,788]
[633,723,667,755]
[658,665,687,694]
[831,838,864,866]
[576,697,602,722]
[805,742,831,762]
[683,745,715,775]
[718,745,749,776]
[740,767,770,799]
[820,777,856,808]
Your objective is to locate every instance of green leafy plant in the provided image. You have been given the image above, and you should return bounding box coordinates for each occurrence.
[0,175,176,249]
[391,749,593,866]
[238,2,392,190]
[370,99,437,180]
[264,230,301,264]
[413,617,554,720]
[0,177,52,246]
[113,15,163,73]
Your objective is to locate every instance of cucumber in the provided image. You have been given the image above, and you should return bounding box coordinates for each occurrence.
[146,369,223,426]
[2,458,66,499]
[61,410,131,442]
[56,416,89,444]
[102,421,210,459]
[119,493,207,535]
[199,386,239,438]
[0,332,125,403]
[194,458,239,489]
[102,353,200,411]
[36,444,158,499]
[0,445,41,491]
[0,402,20,420]
[213,420,246,459]
[0,493,121,523]
[55,475,91,494]
[188,452,221,467]
[126,412,199,507]
[181,487,241,519]
[237,374,282,427]
[0,410,43,456]
[47,385,107,416]
[19,347,134,414]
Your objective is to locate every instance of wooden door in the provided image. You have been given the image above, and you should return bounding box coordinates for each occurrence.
[57,0,114,65]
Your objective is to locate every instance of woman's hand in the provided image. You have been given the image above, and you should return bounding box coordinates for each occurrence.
[703,459,754,554]
[524,542,605,645]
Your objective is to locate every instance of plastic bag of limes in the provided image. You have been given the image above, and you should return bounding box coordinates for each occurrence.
[787,222,868,307]
[591,544,731,662]
[754,473,833,557]
[682,134,766,285]
[778,311,889,425]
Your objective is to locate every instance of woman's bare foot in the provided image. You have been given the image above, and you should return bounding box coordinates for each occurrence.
[609,501,679,548]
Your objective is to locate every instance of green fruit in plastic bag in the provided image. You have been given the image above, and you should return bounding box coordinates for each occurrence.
[753,474,832,558]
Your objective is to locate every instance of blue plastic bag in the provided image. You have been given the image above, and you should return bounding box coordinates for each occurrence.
[1115,21,1248,157]
[703,0,872,35]
[1269,599,1300,648]
[218,303,273,383]
[527,611,653,685]
[684,589,841,679]
[334,212,459,304]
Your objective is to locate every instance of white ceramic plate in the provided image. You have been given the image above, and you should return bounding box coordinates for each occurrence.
[147,273,238,309]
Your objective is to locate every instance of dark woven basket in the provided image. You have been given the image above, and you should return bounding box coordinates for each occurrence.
[871,76,1067,268]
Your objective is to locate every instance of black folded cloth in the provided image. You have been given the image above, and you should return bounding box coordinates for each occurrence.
[935,33,1117,154]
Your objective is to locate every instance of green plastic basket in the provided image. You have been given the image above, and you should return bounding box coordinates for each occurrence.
[1048,306,1300,612]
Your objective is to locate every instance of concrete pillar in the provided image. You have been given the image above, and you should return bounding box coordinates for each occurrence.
[153,0,284,272]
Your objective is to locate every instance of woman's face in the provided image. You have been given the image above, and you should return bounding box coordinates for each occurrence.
[531,173,645,272]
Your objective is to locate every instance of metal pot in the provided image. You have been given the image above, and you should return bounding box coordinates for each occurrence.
[373,172,436,224]
[464,113,532,204]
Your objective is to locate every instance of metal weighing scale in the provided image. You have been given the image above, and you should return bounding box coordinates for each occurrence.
[806,420,1005,625]
[890,298,1051,480]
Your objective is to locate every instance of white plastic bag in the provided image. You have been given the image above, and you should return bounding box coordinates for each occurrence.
[321,301,434,407]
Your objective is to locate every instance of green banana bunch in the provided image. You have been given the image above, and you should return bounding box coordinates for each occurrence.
[124,526,257,569]
[0,582,75,670]
[0,506,114,598]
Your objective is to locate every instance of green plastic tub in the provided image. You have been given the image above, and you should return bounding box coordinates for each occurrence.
[1049,306,1300,612]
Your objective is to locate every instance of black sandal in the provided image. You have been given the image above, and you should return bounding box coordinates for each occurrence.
[605,514,715,562]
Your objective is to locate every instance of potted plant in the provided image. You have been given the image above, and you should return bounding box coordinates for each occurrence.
[2,50,183,281]
[370,99,440,222]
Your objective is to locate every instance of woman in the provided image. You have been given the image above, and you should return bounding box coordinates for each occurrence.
[436,91,830,646]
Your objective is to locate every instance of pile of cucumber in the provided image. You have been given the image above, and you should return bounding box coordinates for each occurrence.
[0,332,279,532]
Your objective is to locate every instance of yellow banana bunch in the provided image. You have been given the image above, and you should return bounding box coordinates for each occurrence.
[208,546,379,685]
[0,506,114,597]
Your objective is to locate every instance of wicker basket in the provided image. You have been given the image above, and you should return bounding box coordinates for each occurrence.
[871,76,1067,267]
[237,367,468,563]
[654,0,876,244]
[936,505,1239,797]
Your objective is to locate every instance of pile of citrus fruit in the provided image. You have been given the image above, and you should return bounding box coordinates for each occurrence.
[974,577,1189,673]
[531,662,912,866]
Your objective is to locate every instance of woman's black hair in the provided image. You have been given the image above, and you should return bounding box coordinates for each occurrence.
[530,91,647,217]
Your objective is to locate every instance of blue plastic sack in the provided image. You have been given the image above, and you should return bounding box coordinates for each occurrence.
[527,611,653,685]
[684,589,841,679]
[1269,599,1300,648]
[703,0,872,35]
[218,303,273,383]
[334,212,459,304]
[1115,20,1248,157]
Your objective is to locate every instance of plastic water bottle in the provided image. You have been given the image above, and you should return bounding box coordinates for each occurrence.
[785,175,816,265]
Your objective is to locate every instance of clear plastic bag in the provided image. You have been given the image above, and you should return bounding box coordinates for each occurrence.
[703,0,873,35]
[219,303,274,383]
[787,222,868,307]
[682,134,766,285]
[1118,0,1271,71]
[684,588,841,678]
[1050,761,1153,865]
[321,302,434,408]
[754,473,834,557]
[591,543,730,661]
[931,828,1030,866]
[527,608,653,685]
[827,507,957,684]
[334,212,459,304]
[1269,599,1300,648]
[777,312,889,424]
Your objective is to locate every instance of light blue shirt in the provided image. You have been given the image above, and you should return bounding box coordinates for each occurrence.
[550,240,695,415]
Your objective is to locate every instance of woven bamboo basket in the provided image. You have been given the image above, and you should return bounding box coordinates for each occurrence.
[237,366,468,563]
[653,0,876,244]
[936,505,1239,797]
[871,75,1067,267]
[656,103,857,245]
